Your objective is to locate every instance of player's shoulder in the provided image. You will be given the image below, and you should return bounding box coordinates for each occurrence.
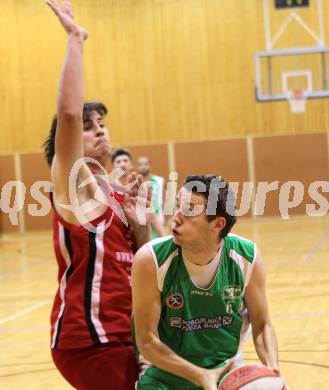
[224,233,256,264]
[146,235,179,267]
[150,174,164,182]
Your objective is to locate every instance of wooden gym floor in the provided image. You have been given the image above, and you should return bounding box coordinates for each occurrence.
[0,215,329,389]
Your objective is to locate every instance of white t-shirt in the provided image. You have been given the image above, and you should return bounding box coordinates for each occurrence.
[183,244,223,289]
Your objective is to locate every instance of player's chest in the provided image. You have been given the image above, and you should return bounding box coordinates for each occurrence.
[163,271,244,317]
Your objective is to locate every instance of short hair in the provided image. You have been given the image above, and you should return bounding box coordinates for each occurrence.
[111,148,132,164]
[183,174,237,239]
[43,101,108,167]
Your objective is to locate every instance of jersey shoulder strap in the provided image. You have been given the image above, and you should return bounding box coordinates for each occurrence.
[146,236,179,292]
[224,233,257,287]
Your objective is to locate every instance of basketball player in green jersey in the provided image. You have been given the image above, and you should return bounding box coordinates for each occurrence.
[137,156,165,238]
[132,175,279,390]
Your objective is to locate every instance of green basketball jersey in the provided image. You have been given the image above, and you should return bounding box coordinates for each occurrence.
[150,175,164,219]
[150,175,164,239]
[134,233,257,389]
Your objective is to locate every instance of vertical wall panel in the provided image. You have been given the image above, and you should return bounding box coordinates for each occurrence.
[175,139,251,217]
[0,155,20,233]
[20,153,52,231]
[253,133,329,216]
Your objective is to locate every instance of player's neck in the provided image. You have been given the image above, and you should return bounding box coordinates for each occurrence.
[182,240,222,266]
[87,156,109,174]
[88,163,107,175]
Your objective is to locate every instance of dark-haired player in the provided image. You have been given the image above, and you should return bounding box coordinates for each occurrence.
[132,175,279,390]
[45,1,150,389]
[111,148,134,188]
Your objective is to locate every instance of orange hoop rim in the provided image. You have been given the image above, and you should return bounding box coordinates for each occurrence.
[286,89,307,101]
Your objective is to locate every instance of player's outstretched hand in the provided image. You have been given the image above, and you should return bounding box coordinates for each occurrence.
[124,172,152,227]
[46,0,88,40]
[199,360,233,390]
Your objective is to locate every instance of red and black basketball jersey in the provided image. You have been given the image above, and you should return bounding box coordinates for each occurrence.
[50,192,136,349]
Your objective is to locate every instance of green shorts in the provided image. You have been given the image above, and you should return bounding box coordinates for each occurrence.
[137,366,203,390]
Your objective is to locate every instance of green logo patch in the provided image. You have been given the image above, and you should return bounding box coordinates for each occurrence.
[223,285,242,301]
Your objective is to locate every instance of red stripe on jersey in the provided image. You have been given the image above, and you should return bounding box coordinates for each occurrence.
[50,192,135,349]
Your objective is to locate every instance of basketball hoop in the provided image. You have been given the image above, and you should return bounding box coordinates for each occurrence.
[286,89,307,113]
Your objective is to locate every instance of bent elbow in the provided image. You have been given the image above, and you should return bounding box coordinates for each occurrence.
[252,320,274,337]
[136,334,156,357]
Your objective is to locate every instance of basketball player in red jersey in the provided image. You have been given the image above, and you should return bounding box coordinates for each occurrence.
[44,1,150,389]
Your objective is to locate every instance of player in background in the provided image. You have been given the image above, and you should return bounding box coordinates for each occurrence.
[137,155,165,238]
[111,150,165,237]
[111,148,134,189]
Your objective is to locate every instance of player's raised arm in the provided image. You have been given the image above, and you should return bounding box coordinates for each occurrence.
[46,0,88,194]
[132,245,232,390]
[244,250,280,372]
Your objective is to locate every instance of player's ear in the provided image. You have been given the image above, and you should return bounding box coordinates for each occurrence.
[212,216,226,233]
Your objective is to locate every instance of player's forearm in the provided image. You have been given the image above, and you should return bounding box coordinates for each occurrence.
[132,224,151,249]
[57,34,84,119]
[138,335,206,387]
[253,323,279,371]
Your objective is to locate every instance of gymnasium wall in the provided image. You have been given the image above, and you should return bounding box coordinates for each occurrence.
[0,132,328,234]
[1,0,329,155]
[0,155,19,234]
